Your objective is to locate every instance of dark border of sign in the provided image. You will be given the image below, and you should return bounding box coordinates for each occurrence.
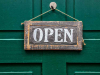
[24,21,83,50]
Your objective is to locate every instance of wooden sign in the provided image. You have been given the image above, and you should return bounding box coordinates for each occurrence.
[24,21,83,50]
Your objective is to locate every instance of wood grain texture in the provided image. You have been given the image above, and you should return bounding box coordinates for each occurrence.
[24,21,83,50]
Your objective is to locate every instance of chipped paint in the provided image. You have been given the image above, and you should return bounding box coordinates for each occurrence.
[24,21,83,50]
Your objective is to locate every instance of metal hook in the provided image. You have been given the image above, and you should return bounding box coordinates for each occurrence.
[49,2,57,10]
[51,6,54,10]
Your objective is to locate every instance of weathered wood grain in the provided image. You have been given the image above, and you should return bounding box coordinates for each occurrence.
[24,21,83,50]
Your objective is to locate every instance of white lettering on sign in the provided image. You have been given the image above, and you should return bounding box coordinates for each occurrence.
[54,28,63,42]
[44,28,54,42]
[33,28,74,42]
[64,29,73,42]
[33,28,43,42]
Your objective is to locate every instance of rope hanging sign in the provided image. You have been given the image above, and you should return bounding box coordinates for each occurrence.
[22,2,85,50]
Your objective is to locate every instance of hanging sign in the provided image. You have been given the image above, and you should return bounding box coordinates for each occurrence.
[24,21,83,50]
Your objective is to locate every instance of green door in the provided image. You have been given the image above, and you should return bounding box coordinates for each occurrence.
[0,0,100,75]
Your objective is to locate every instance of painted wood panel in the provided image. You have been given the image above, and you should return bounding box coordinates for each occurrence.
[75,0,100,30]
[67,63,100,75]
[0,63,41,75]
[0,72,32,75]
[0,0,32,30]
